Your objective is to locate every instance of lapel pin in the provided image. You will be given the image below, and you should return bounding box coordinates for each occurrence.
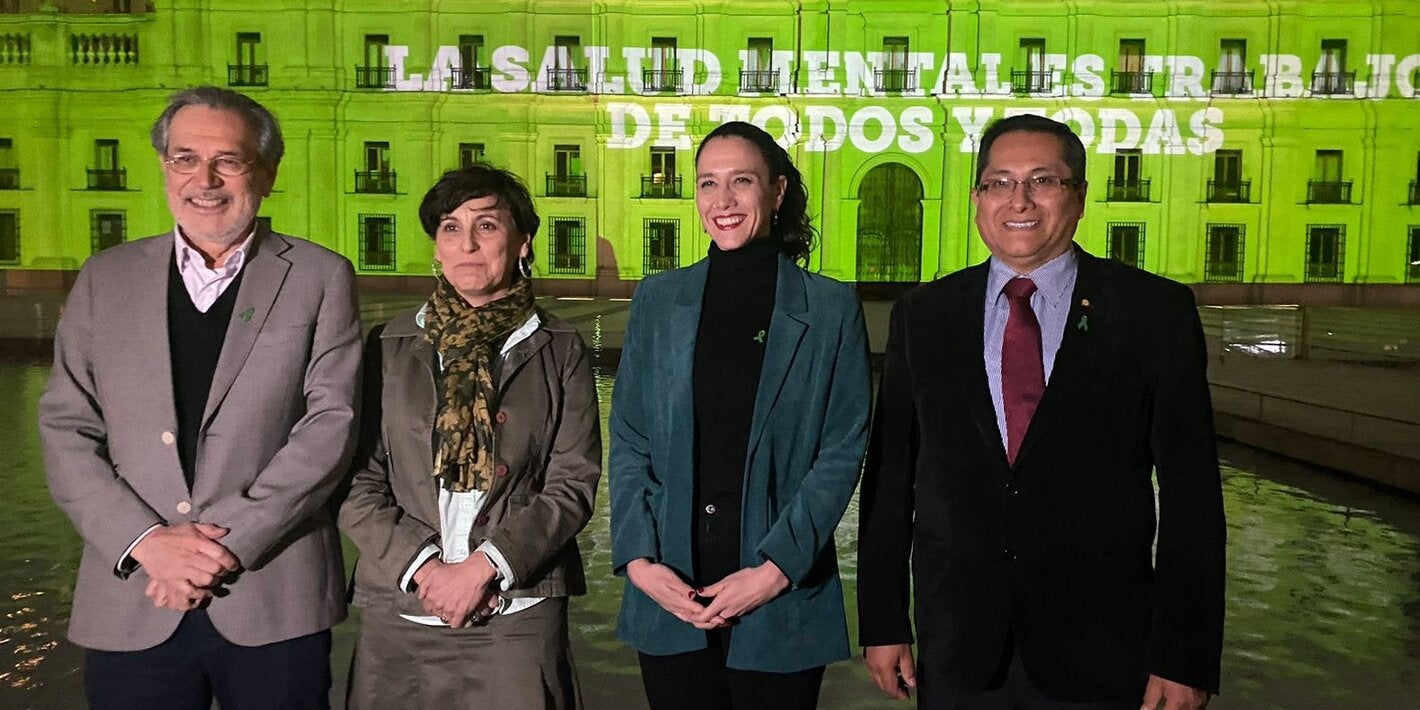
[753,329,767,344]
[1080,298,1090,308]
[1077,315,1089,332]
[238,307,254,323]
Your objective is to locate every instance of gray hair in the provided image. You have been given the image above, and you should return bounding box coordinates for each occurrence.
[150,86,284,173]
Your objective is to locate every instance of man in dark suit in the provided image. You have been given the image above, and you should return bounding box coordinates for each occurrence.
[857,114,1225,710]
[40,86,360,709]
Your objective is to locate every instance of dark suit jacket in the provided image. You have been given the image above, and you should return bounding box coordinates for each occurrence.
[857,248,1225,706]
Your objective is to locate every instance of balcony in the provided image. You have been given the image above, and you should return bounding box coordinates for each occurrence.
[354,66,395,89]
[546,174,586,197]
[1106,179,1151,202]
[546,67,587,92]
[1207,180,1252,203]
[874,68,915,93]
[354,170,397,194]
[1307,181,1352,204]
[0,168,17,190]
[1110,70,1154,95]
[71,33,138,65]
[0,33,31,65]
[1209,70,1254,95]
[3,0,149,12]
[643,65,681,93]
[739,69,779,93]
[449,66,491,90]
[87,168,126,190]
[1410,181,1419,205]
[640,175,681,199]
[1011,70,1053,94]
[227,64,268,87]
[1311,71,1356,95]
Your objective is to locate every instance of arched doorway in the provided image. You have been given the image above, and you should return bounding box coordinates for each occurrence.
[856,163,923,297]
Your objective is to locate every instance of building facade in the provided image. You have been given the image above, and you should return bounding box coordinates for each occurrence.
[1,0,1418,300]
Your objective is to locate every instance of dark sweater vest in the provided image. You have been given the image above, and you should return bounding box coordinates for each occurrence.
[690,237,778,586]
[167,256,244,487]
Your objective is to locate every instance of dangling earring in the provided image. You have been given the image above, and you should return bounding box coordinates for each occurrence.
[431,259,442,279]
[772,210,779,227]
[517,255,533,280]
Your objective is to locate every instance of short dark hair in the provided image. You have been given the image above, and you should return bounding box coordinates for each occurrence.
[151,86,284,174]
[974,114,1087,187]
[418,164,540,261]
[695,121,816,265]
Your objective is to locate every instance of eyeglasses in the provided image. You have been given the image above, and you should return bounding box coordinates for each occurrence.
[163,153,258,177]
[975,175,1081,198]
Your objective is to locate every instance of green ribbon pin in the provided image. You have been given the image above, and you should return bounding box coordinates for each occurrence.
[238,307,255,323]
[1077,315,1089,332]
[753,329,766,344]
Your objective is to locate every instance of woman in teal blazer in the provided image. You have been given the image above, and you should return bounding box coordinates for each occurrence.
[608,121,872,709]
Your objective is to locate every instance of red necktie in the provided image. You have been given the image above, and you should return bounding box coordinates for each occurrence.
[1002,278,1044,465]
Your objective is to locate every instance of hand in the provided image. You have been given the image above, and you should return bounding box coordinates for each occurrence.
[692,560,790,626]
[416,554,499,628]
[864,644,917,700]
[143,577,210,611]
[1141,674,1210,709]
[625,558,726,630]
[131,522,240,591]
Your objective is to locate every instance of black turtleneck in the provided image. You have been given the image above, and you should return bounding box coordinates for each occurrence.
[691,236,779,586]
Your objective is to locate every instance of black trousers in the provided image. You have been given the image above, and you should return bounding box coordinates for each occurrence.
[84,609,332,710]
[638,628,824,710]
[952,638,1135,710]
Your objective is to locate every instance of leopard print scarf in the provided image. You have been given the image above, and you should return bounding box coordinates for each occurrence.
[423,276,535,492]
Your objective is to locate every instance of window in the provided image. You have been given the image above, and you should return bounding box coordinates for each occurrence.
[88,139,124,190]
[0,210,17,264]
[1204,224,1244,282]
[1107,222,1144,268]
[228,32,266,86]
[1313,39,1352,94]
[459,142,485,169]
[1212,39,1250,94]
[1014,38,1049,93]
[358,214,396,271]
[0,137,16,189]
[1108,150,1148,201]
[1407,226,1420,283]
[357,35,393,89]
[645,36,680,92]
[548,218,586,274]
[547,145,585,197]
[1112,39,1150,94]
[1410,152,1419,205]
[454,34,488,90]
[644,218,679,274]
[878,37,911,92]
[90,210,125,253]
[1305,225,1345,282]
[1208,150,1249,202]
[642,147,679,198]
[549,35,585,91]
[741,37,776,92]
[1308,150,1349,203]
[355,141,395,193]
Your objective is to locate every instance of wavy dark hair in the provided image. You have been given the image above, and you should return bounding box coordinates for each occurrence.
[695,121,816,264]
[418,164,540,265]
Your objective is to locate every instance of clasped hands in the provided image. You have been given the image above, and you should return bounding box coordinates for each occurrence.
[129,522,241,612]
[626,558,789,630]
[411,553,500,628]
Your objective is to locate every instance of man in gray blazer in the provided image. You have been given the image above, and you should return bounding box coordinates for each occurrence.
[39,86,360,709]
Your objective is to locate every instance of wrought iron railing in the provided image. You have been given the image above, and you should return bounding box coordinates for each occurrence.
[1310,71,1356,95]
[1207,180,1251,203]
[874,68,915,93]
[354,66,395,89]
[449,66,491,90]
[739,69,779,93]
[227,64,268,87]
[640,175,681,199]
[1110,70,1153,94]
[354,170,397,194]
[1106,179,1151,202]
[546,174,587,197]
[87,168,126,190]
[1306,181,1352,204]
[1209,70,1253,95]
[1011,70,1052,93]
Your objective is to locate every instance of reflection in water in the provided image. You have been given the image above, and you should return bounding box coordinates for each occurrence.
[0,359,1417,708]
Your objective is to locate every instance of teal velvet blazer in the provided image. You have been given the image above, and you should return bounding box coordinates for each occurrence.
[608,253,872,673]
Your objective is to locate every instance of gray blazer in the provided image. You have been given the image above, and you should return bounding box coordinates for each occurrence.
[39,228,361,652]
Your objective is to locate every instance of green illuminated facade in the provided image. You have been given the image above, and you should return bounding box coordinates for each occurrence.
[1,0,1418,298]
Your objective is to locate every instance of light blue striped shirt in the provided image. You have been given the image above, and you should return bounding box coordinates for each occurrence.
[983,248,1079,452]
